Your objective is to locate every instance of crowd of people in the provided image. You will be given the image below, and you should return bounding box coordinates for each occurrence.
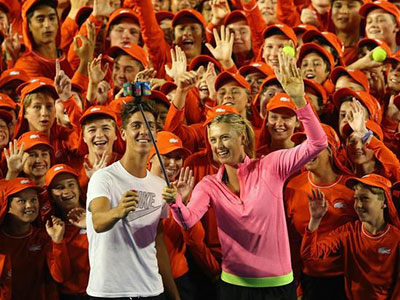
[0,0,400,299]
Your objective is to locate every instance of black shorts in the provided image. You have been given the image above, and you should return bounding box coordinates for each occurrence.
[300,273,347,300]
[218,280,296,300]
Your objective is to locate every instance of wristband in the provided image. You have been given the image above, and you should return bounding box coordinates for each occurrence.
[362,130,373,143]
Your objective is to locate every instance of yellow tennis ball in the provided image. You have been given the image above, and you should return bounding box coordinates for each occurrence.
[372,47,387,62]
[282,46,295,58]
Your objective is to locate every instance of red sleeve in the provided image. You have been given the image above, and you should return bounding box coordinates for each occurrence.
[60,17,79,54]
[46,240,71,283]
[242,0,267,56]
[71,71,89,96]
[62,96,84,130]
[0,254,11,300]
[163,104,205,153]
[276,0,301,27]
[184,89,204,125]
[67,14,105,72]
[134,0,171,79]
[182,221,222,279]
[367,136,400,183]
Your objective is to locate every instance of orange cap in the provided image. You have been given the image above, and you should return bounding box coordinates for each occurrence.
[188,54,222,72]
[297,43,335,70]
[172,9,207,29]
[357,38,392,57]
[293,123,340,151]
[0,177,43,225]
[332,88,381,124]
[149,131,191,160]
[215,71,250,91]
[106,8,139,35]
[262,23,298,47]
[0,93,17,110]
[79,105,117,125]
[359,1,400,30]
[266,93,297,113]
[45,164,79,188]
[0,109,12,123]
[342,120,384,141]
[303,30,344,57]
[345,174,400,228]
[330,66,370,93]
[293,24,318,35]
[149,90,170,107]
[155,11,175,24]
[18,77,58,102]
[0,69,29,89]
[203,105,240,126]
[239,62,274,78]
[304,78,328,104]
[388,51,400,65]
[224,10,247,26]
[17,131,53,152]
[107,44,149,68]
[160,81,177,95]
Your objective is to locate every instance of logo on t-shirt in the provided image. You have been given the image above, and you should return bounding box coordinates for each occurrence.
[29,244,42,252]
[378,247,391,255]
[126,191,161,222]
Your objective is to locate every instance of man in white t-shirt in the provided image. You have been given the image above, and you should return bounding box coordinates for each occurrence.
[86,100,181,300]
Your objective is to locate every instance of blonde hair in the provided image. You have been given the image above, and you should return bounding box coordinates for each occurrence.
[208,113,255,159]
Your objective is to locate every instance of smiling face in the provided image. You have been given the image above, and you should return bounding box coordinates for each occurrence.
[387,62,400,93]
[28,5,58,47]
[300,52,330,84]
[208,122,245,166]
[227,20,252,55]
[245,72,266,99]
[346,131,375,165]
[267,108,299,142]
[83,117,117,158]
[50,173,80,215]
[8,188,39,224]
[22,145,52,180]
[257,0,277,23]
[173,20,203,62]
[262,34,289,68]
[331,0,362,32]
[112,55,143,90]
[0,118,9,149]
[24,92,56,133]
[366,8,398,47]
[151,149,184,181]
[353,185,385,223]
[259,84,284,118]
[121,111,157,155]
[109,19,141,47]
[216,81,249,115]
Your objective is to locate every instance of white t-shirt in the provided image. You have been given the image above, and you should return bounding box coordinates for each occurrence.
[86,161,168,298]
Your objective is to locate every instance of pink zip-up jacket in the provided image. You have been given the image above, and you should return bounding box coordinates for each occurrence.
[170,104,327,287]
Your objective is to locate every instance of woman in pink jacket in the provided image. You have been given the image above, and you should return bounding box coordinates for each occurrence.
[162,51,328,300]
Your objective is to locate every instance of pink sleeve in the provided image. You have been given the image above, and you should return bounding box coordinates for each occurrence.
[169,179,212,230]
[264,104,327,180]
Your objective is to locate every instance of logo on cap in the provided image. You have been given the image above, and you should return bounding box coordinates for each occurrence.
[119,9,130,14]
[252,63,261,67]
[280,97,290,102]
[20,179,30,184]
[29,134,40,139]
[30,79,39,83]
[169,138,179,144]
[9,71,19,76]
[54,166,64,172]
[90,107,101,112]
[215,108,226,113]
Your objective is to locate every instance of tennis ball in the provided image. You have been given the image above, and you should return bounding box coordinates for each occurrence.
[282,46,295,58]
[372,47,387,62]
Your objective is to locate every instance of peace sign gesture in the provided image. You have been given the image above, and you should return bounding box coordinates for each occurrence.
[4,140,26,180]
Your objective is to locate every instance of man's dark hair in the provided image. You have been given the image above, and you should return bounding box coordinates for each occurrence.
[121,99,157,128]
[26,0,57,21]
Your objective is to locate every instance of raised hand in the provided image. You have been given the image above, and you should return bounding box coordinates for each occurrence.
[115,190,140,219]
[308,189,328,231]
[68,0,90,20]
[175,167,194,204]
[74,21,96,66]
[275,49,306,107]
[386,95,400,122]
[204,62,217,100]
[205,26,234,68]
[4,140,26,180]
[93,0,114,18]
[67,207,87,229]
[176,67,204,93]
[210,0,231,25]
[346,98,368,135]
[55,60,72,101]
[300,8,319,27]
[96,81,111,105]
[88,54,109,86]
[135,68,157,82]
[84,152,109,178]
[165,46,187,82]
[3,24,21,63]
[46,216,65,243]
[347,46,386,71]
